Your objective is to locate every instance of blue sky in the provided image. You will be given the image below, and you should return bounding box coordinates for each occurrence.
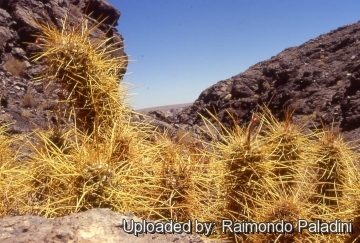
[106,0,360,109]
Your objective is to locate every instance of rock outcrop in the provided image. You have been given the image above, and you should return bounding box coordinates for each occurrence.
[0,208,215,243]
[168,21,360,144]
[0,0,127,134]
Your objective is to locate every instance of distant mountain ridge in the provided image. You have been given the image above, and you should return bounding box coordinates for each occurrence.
[136,102,193,115]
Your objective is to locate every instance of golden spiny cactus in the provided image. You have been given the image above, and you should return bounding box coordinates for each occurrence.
[31,14,129,138]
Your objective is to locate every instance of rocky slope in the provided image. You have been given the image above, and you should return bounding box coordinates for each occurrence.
[0,0,127,134]
[167,21,360,144]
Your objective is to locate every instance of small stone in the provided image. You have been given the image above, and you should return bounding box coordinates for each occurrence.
[13,81,26,88]
[33,83,44,93]
[24,61,31,68]
[12,47,27,58]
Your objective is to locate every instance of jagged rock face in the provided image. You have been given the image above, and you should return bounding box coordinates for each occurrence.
[0,0,127,134]
[168,21,360,144]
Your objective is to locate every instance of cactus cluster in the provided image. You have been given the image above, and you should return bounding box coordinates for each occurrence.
[0,14,360,243]
[199,107,360,242]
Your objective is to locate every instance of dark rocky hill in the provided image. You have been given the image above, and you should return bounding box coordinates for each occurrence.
[166,21,360,144]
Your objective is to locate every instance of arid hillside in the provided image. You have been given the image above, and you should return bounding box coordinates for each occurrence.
[163,21,360,145]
